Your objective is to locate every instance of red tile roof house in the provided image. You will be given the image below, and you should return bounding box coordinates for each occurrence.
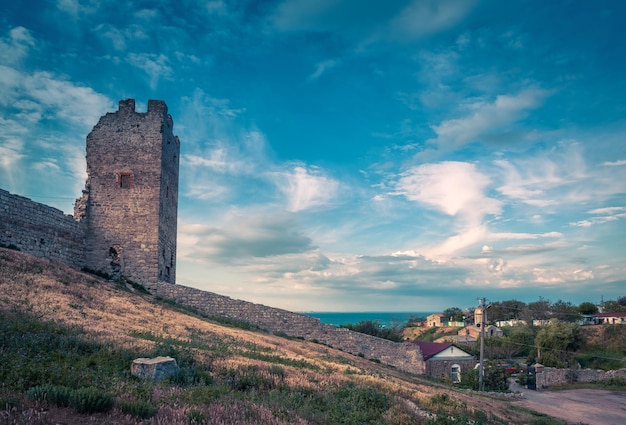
[414,341,476,383]
[594,312,626,325]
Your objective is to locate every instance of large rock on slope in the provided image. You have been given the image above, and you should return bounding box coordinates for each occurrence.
[131,356,179,382]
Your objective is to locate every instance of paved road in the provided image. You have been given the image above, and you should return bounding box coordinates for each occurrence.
[510,382,626,425]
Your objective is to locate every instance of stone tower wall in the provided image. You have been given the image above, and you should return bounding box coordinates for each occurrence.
[80,99,179,287]
[155,100,179,287]
[0,189,85,268]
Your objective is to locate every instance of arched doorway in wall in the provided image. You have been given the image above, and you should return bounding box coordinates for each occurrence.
[451,364,461,383]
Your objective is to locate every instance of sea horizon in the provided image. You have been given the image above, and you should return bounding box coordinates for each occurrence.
[302,311,434,328]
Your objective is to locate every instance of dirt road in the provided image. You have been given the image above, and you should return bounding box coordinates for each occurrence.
[510,382,626,424]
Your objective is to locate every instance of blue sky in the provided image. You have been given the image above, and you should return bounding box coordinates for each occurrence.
[1,0,625,312]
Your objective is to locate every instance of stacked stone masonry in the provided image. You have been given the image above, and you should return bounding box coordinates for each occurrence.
[79,99,179,286]
[536,366,626,388]
[152,282,426,375]
[426,358,476,381]
[0,189,85,268]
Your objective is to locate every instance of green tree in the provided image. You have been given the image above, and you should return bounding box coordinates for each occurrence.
[460,360,509,392]
[603,300,626,313]
[551,299,581,322]
[578,301,598,315]
[488,300,527,323]
[342,320,404,342]
[526,297,551,321]
[443,307,464,322]
[534,321,584,368]
[506,325,536,358]
[477,325,536,360]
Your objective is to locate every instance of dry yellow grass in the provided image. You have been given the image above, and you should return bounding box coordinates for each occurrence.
[0,247,553,424]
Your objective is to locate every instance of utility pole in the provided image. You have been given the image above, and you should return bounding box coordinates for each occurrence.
[478,297,486,391]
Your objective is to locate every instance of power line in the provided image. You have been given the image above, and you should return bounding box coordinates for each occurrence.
[481,336,626,362]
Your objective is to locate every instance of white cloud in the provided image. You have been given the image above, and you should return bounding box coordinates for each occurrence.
[570,206,626,227]
[494,142,592,208]
[0,138,25,191]
[126,53,173,90]
[21,72,113,127]
[489,232,563,240]
[56,0,100,17]
[270,0,477,49]
[205,0,228,15]
[271,166,339,212]
[0,26,35,65]
[309,59,339,80]
[588,206,626,215]
[56,0,80,17]
[603,159,626,166]
[395,161,501,221]
[97,25,127,51]
[32,160,61,172]
[178,213,315,262]
[389,0,476,41]
[427,224,489,258]
[394,161,501,258]
[430,88,547,151]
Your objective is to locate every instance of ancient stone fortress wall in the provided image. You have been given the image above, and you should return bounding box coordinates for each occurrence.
[152,281,426,375]
[0,189,85,268]
[79,99,179,287]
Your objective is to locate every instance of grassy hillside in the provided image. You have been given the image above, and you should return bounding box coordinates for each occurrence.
[0,248,564,424]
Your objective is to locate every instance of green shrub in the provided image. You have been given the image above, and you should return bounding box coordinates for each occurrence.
[119,400,157,419]
[341,320,404,342]
[604,377,626,390]
[26,385,73,408]
[187,409,207,424]
[26,385,50,402]
[69,387,114,414]
[222,366,275,392]
[0,243,20,251]
[269,365,285,379]
[47,385,72,407]
[80,267,111,280]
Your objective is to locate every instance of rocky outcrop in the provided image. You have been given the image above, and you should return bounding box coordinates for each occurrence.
[131,356,179,382]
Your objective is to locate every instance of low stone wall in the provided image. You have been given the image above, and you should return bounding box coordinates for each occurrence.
[0,189,85,269]
[536,366,626,388]
[152,282,425,375]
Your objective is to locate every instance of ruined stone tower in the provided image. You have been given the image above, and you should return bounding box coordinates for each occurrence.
[75,99,179,288]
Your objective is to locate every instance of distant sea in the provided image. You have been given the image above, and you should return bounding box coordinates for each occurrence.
[302,312,434,328]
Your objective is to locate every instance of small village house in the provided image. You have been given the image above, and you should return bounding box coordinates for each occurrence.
[594,312,626,325]
[413,341,475,383]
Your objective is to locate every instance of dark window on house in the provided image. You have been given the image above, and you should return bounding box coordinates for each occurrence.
[120,173,132,189]
[165,266,170,277]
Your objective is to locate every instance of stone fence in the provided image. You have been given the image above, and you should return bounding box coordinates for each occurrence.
[536,366,626,389]
[0,189,85,269]
[152,282,425,375]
